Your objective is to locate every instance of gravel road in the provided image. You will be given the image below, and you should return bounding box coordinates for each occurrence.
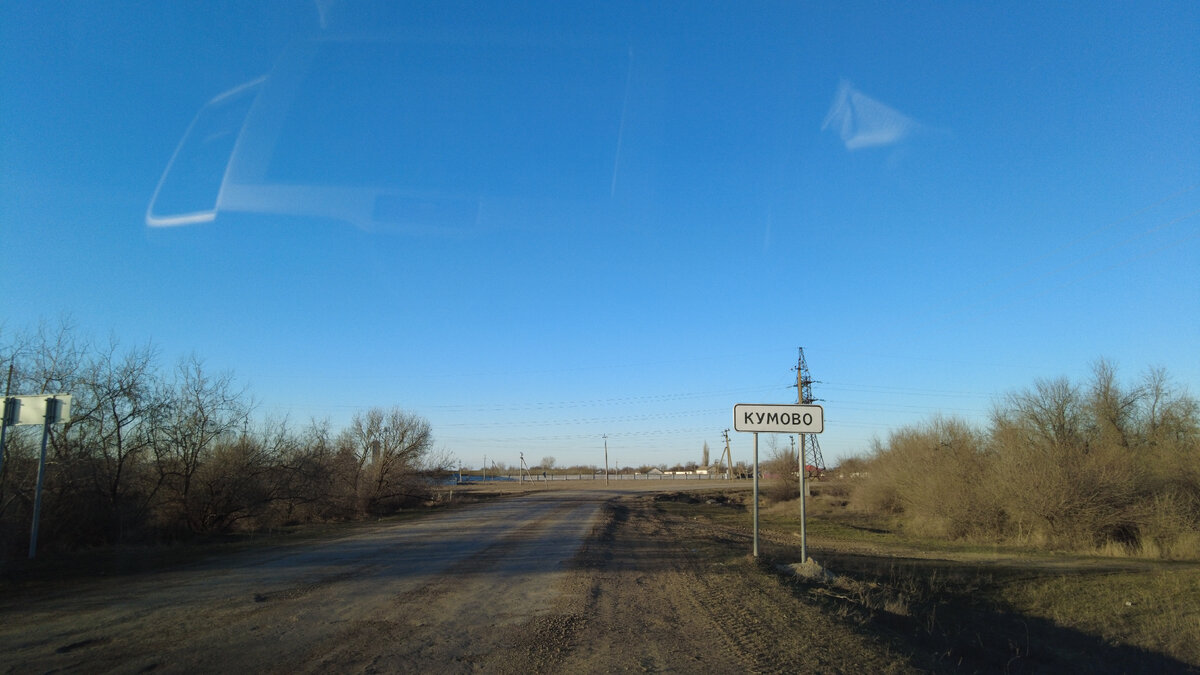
[0,487,899,673]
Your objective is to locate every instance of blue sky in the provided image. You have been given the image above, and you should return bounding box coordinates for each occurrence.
[2,1,1197,470]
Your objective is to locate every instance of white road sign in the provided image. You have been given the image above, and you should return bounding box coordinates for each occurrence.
[733,403,823,434]
[4,395,72,426]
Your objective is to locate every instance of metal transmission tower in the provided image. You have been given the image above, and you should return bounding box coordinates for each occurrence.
[793,347,826,474]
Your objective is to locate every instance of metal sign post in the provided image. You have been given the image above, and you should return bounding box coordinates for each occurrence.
[752,432,759,557]
[733,403,825,558]
[29,397,61,558]
[2,393,72,560]
[0,365,12,478]
[799,437,808,561]
[0,399,16,478]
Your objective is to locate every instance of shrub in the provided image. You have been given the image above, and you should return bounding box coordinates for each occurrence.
[848,363,1200,557]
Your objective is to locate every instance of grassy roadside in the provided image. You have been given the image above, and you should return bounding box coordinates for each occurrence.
[1000,568,1200,665]
[650,487,1200,671]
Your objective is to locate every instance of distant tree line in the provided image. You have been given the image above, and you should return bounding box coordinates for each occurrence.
[0,322,447,560]
[845,361,1200,558]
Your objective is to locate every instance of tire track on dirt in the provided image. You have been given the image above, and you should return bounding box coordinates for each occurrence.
[538,500,752,673]
[291,497,600,673]
[546,496,909,674]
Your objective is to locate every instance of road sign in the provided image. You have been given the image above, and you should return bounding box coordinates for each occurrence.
[2,394,73,560]
[733,402,826,559]
[733,403,823,434]
[3,395,72,426]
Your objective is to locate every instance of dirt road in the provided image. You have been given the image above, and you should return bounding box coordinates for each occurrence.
[0,487,899,673]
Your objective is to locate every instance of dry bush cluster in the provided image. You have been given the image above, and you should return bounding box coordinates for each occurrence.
[0,324,447,560]
[847,361,1200,558]
[762,435,802,503]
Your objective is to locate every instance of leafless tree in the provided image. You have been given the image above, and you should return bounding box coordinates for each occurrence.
[343,407,434,514]
[69,339,168,539]
[154,356,250,531]
[1086,359,1145,451]
[0,321,456,555]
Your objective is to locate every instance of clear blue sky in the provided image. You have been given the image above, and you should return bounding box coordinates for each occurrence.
[3,2,1197,470]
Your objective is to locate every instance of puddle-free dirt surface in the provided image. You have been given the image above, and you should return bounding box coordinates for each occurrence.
[0,487,900,673]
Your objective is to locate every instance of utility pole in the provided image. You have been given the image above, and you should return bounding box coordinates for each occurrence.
[790,434,796,486]
[721,428,733,479]
[603,434,609,486]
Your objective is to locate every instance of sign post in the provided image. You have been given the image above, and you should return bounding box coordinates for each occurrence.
[0,365,12,478]
[0,399,15,478]
[799,436,808,561]
[733,403,824,558]
[752,432,759,556]
[1,394,73,559]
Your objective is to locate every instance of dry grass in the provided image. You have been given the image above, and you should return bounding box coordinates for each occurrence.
[999,568,1200,665]
[841,365,1200,560]
[666,486,1200,671]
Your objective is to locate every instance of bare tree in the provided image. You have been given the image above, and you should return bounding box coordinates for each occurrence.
[273,418,339,521]
[26,318,86,396]
[70,339,167,539]
[0,321,463,553]
[154,356,250,532]
[1140,367,1199,449]
[342,407,434,514]
[996,377,1084,454]
[1087,359,1144,451]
